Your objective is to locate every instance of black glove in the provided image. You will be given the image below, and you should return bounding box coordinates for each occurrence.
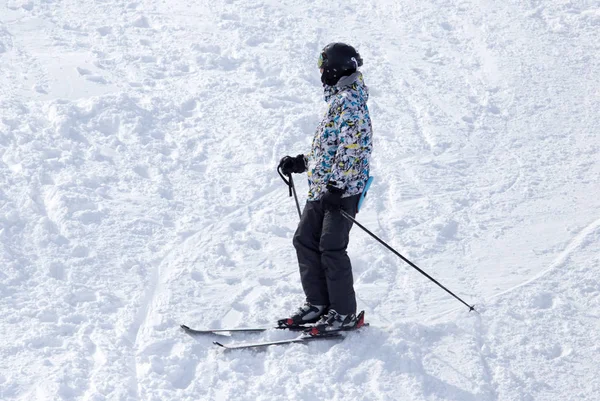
[321,184,344,211]
[278,154,306,175]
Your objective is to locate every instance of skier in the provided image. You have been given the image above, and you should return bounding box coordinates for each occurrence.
[278,42,373,333]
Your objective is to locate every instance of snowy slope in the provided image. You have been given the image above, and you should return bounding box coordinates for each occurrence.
[1,0,599,400]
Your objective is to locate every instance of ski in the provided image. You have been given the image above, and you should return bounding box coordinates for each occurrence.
[212,311,369,350]
[213,332,344,350]
[182,311,368,342]
[180,325,268,335]
[180,323,311,336]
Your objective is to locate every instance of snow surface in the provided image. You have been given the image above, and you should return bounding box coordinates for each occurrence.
[1,0,599,400]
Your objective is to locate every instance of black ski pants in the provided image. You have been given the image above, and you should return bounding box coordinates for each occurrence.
[292,195,360,315]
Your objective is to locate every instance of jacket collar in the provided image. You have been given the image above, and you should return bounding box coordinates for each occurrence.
[323,71,364,102]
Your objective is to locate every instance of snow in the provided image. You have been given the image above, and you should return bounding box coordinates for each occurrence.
[0,0,599,400]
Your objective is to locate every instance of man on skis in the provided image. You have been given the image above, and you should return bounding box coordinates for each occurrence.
[278,42,373,334]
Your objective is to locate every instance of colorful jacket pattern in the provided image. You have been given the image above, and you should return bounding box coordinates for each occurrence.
[306,72,373,201]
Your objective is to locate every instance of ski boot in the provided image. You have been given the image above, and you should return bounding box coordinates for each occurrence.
[277,302,327,329]
[308,310,366,336]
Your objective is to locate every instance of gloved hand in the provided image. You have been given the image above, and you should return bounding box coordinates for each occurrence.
[278,154,307,175]
[321,184,344,211]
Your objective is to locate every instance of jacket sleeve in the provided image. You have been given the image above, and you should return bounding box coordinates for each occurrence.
[327,98,364,190]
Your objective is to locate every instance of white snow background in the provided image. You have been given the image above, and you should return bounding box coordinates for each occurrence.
[1,0,599,400]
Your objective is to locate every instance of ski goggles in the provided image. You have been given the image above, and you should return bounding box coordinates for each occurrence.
[317,52,326,68]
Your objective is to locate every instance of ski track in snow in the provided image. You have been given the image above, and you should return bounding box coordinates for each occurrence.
[1,0,599,400]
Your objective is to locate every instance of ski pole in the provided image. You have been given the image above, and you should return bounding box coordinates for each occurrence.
[276,170,474,312]
[340,209,476,313]
[277,166,302,219]
[289,175,302,219]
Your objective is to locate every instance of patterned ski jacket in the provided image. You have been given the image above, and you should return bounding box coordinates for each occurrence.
[305,71,373,201]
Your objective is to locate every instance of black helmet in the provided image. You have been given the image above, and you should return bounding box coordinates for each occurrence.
[318,42,363,86]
